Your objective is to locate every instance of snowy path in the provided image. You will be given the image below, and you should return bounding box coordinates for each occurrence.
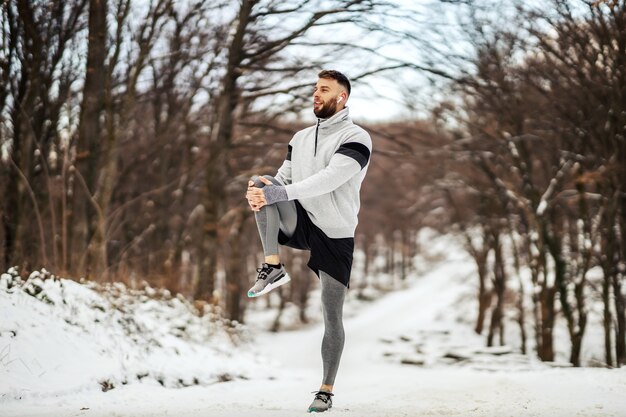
[3,259,626,417]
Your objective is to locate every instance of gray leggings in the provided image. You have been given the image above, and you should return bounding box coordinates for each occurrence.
[252,175,347,387]
[252,175,297,256]
[319,270,346,386]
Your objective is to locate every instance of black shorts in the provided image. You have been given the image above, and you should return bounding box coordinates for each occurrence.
[278,200,354,288]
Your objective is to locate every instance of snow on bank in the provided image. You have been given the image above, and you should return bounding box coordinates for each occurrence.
[0,268,269,401]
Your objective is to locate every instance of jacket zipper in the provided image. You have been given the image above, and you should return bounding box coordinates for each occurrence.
[314,119,320,156]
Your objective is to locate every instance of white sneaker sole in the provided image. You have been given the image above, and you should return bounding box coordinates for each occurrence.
[248,273,291,298]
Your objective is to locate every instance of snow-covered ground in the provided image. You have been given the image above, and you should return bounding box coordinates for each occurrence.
[2,235,626,417]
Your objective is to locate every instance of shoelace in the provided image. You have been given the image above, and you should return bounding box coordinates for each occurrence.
[256,264,272,281]
[312,391,333,404]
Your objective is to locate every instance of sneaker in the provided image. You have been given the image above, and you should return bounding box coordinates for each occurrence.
[308,391,333,413]
[247,263,290,297]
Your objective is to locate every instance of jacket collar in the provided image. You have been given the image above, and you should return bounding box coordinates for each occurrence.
[317,107,350,130]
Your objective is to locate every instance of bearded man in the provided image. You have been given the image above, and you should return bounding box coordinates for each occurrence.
[245,69,372,413]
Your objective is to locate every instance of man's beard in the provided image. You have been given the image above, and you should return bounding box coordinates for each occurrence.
[313,99,338,119]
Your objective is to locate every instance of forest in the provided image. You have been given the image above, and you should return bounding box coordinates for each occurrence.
[1,0,624,368]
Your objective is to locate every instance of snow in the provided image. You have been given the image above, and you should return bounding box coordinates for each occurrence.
[0,270,267,401]
[2,237,626,417]
[536,199,548,216]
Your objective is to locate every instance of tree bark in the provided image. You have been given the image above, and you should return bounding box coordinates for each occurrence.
[225,209,247,323]
[6,2,40,271]
[474,244,491,335]
[296,253,312,324]
[539,284,557,362]
[487,230,506,347]
[74,0,108,276]
[602,268,614,367]
[600,195,618,367]
[617,191,626,366]
[198,0,254,304]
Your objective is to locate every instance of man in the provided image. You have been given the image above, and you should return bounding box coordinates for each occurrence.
[245,69,372,413]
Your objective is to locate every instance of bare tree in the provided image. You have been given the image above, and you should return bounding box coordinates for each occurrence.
[432,0,625,366]
[2,0,87,273]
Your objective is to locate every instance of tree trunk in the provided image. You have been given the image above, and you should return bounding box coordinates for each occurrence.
[535,234,556,362]
[617,299,626,367]
[487,231,506,347]
[198,0,253,301]
[539,283,557,362]
[516,272,528,355]
[358,236,371,299]
[195,201,216,301]
[570,278,587,367]
[6,2,43,270]
[297,253,312,324]
[617,192,626,366]
[529,256,543,359]
[387,233,395,281]
[567,183,592,367]
[613,271,625,366]
[600,196,618,367]
[3,140,21,270]
[509,229,527,355]
[464,228,491,335]
[74,0,108,276]
[400,229,407,280]
[1,6,19,270]
[536,221,557,362]
[225,209,246,323]
[546,216,578,365]
[271,286,287,332]
[271,248,292,331]
[474,248,491,335]
[602,268,614,367]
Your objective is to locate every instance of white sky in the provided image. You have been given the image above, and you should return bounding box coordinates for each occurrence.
[288,0,477,123]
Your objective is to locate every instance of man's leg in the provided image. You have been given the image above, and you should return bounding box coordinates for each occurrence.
[252,175,297,261]
[247,175,297,298]
[320,270,347,390]
[308,270,346,412]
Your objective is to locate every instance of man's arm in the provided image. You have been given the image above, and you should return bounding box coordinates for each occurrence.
[245,143,293,211]
[285,154,361,200]
[275,144,292,186]
[262,138,371,205]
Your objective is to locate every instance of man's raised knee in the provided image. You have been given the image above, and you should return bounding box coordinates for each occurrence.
[250,175,265,188]
[250,175,279,188]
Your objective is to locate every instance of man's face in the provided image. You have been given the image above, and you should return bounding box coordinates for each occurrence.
[313,77,344,118]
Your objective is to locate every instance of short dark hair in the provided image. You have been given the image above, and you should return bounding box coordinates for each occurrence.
[318,69,351,96]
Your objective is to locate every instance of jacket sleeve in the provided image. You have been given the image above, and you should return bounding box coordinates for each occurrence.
[274,144,292,185]
[284,134,371,201]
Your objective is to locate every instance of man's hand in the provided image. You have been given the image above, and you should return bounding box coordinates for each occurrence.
[246,176,272,212]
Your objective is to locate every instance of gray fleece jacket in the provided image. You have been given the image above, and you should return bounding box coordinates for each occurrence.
[265,107,372,238]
